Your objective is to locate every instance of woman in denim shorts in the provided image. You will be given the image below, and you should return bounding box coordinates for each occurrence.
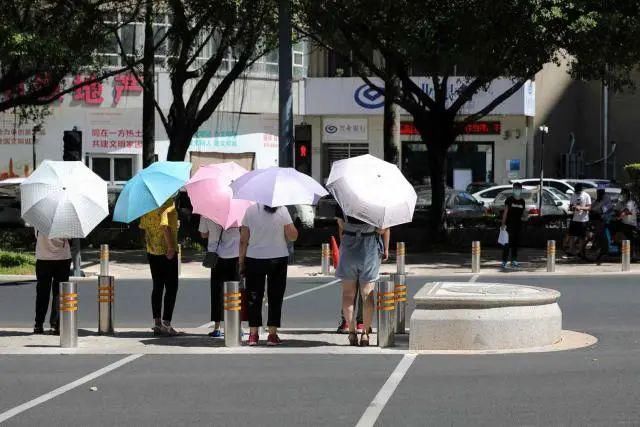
[335,205,389,346]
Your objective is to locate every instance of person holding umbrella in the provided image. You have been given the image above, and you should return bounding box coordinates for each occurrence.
[239,204,298,346]
[335,203,390,346]
[232,167,327,345]
[325,154,416,346]
[113,161,192,337]
[199,217,240,337]
[139,197,180,336]
[33,231,71,335]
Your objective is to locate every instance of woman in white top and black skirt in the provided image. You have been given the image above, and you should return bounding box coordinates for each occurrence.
[239,204,298,346]
[199,217,241,338]
[34,231,72,335]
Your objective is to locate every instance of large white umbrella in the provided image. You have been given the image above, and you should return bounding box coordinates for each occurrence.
[326,154,416,228]
[21,160,108,238]
[230,167,328,207]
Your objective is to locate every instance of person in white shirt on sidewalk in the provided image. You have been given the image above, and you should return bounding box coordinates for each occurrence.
[34,231,71,335]
[567,183,592,255]
[199,217,241,338]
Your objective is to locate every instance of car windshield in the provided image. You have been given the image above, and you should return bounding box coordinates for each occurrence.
[415,186,432,206]
[455,192,478,206]
[546,187,569,200]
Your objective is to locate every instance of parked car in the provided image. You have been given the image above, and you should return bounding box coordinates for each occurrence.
[0,178,25,226]
[564,179,619,189]
[522,186,571,215]
[584,187,621,204]
[415,186,487,228]
[472,185,513,206]
[466,182,497,195]
[511,178,575,195]
[491,189,566,225]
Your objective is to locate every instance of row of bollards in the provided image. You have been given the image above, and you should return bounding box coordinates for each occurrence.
[471,239,632,273]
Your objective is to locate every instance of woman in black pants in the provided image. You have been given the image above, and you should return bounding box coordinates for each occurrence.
[239,204,298,346]
[34,231,71,335]
[199,217,240,337]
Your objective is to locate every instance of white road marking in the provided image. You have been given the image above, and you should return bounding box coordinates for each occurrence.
[469,274,480,282]
[0,354,143,423]
[199,279,341,328]
[355,354,417,427]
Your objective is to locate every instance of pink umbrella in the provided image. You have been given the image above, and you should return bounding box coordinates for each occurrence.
[185,162,253,229]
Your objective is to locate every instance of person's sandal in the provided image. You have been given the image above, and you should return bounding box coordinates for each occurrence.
[348,332,358,346]
[359,333,370,347]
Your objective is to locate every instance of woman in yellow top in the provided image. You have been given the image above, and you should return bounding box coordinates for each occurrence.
[139,198,180,336]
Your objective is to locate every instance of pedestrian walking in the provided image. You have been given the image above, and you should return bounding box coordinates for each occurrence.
[199,217,241,338]
[567,183,591,255]
[139,198,180,336]
[239,204,298,346]
[33,231,71,335]
[501,183,526,269]
[335,204,390,346]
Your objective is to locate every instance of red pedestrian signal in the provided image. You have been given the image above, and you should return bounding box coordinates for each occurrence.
[299,144,308,158]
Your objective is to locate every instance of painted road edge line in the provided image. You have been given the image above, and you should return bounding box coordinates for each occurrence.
[199,279,341,328]
[469,274,480,282]
[356,354,417,427]
[0,354,143,423]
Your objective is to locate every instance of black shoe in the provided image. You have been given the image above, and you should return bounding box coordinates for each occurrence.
[49,328,60,336]
[33,325,45,335]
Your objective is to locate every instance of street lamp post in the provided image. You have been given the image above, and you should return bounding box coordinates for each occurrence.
[538,125,549,214]
[278,0,293,168]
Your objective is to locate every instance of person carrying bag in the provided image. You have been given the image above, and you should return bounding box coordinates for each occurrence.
[199,217,241,338]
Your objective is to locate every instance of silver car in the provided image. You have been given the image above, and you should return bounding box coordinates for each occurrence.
[491,189,565,224]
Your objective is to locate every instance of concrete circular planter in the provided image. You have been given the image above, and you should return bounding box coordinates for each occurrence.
[409,282,562,351]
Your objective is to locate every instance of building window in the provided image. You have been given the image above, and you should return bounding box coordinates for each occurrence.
[322,143,369,182]
[86,155,136,184]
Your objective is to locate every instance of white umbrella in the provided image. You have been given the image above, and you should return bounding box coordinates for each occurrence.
[230,167,328,207]
[21,160,108,238]
[326,154,416,228]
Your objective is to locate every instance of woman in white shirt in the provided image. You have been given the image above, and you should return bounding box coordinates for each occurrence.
[239,204,298,346]
[199,217,241,338]
[34,231,71,335]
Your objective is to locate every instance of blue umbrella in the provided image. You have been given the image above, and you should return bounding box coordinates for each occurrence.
[113,161,192,223]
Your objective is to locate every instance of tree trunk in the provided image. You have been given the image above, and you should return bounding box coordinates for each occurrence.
[141,0,155,168]
[166,128,192,162]
[383,76,400,165]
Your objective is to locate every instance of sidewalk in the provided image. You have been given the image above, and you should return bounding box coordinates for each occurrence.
[1,248,636,282]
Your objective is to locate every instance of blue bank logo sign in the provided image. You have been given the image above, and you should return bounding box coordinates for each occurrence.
[354,84,385,109]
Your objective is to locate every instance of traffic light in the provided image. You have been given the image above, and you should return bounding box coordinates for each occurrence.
[63,130,82,161]
[294,124,312,175]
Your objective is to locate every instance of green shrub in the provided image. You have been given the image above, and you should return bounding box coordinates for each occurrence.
[0,251,35,268]
[625,163,640,182]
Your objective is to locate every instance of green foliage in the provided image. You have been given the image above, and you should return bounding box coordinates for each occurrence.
[624,163,640,181]
[0,250,35,268]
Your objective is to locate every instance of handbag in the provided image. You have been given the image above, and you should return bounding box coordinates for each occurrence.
[202,229,223,269]
[498,227,509,246]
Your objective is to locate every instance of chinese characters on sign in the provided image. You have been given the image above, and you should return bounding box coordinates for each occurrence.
[72,72,143,106]
[114,73,144,104]
[322,118,368,142]
[400,121,502,136]
[0,113,34,145]
[262,133,278,149]
[87,111,142,154]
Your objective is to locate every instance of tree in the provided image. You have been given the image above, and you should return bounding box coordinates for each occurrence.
[118,0,278,162]
[298,0,640,235]
[0,0,140,114]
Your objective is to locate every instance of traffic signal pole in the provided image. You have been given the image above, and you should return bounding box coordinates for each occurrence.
[278,0,293,168]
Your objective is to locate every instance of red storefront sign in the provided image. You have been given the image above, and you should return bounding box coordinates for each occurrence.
[400,121,502,136]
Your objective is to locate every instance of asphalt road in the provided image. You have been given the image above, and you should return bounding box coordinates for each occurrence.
[1,273,640,426]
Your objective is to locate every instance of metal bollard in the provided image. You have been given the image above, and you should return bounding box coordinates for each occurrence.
[100,244,109,276]
[97,275,114,335]
[471,241,481,273]
[547,240,556,273]
[393,274,407,334]
[377,276,395,348]
[59,282,78,348]
[622,240,631,272]
[321,243,331,275]
[396,242,406,275]
[224,281,242,347]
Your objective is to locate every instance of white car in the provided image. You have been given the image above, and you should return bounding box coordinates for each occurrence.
[511,178,575,195]
[472,185,513,206]
[523,186,571,215]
